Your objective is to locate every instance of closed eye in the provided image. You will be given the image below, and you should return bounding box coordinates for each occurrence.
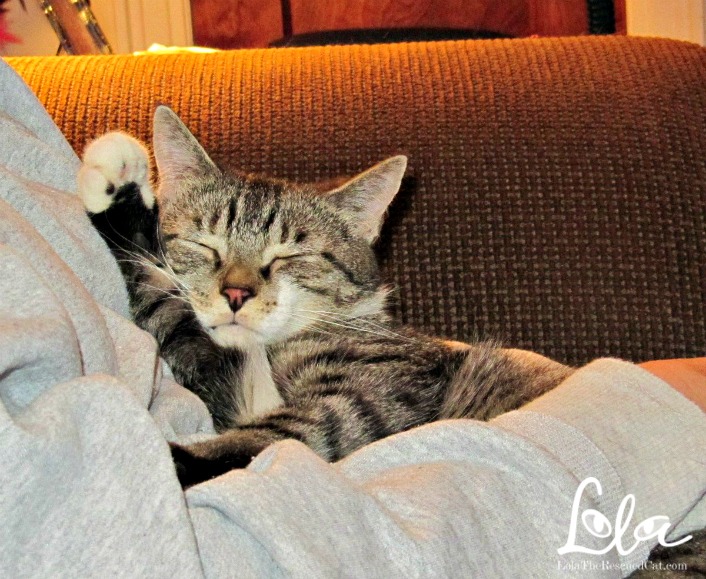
[260,253,309,279]
[171,239,222,268]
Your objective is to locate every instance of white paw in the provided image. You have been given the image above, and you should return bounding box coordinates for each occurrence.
[78,131,155,213]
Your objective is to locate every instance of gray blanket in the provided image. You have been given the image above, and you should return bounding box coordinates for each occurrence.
[1,59,704,578]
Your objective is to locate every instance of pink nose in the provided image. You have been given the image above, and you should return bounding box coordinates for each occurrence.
[222,287,253,312]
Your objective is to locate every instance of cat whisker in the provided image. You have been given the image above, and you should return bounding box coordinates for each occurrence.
[133,252,190,292]
[302,315,389,338]
[155,240,185,288]
[134,282,193,307]
[97,214,191,294]
[118,260,189,295]
[98,215,159,260]
[293,311,404,341]
[288,314,345,338]
[349,317,410,342]
[134,298,193,317]
[116,255,191,294]
[298,309,409,341]
[293,313,366,334]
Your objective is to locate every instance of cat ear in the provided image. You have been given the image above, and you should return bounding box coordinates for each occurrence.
[152,105,219,198]
[325,155,407,243]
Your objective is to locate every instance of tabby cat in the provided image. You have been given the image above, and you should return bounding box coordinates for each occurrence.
[78,105,574,488]
[77,106,705,574]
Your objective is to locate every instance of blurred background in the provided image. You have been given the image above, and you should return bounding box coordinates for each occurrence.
[1,0,704,56]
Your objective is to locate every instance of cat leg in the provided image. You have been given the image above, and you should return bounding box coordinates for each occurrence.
[78,131,159,255]
[171,383,406,487]
[171,423,304,488]
[78,131,247,429]
[171,430,273,488]
[78,132,175,352]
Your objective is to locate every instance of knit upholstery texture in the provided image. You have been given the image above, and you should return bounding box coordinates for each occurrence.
[8,37,706,365]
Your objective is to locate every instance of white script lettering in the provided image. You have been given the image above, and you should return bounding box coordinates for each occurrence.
[558,477,692,556]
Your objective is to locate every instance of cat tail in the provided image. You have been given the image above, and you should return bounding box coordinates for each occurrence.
[438,343,573,421]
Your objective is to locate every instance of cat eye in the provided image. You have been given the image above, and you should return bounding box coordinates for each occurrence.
[172,239,222,268]
[260,252,309,280]
[260,262,273,280]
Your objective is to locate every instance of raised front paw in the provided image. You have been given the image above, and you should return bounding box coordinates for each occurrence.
[78,131,155,214]
[170,442,254,489]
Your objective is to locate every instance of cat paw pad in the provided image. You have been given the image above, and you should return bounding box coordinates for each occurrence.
[78,131,155,213]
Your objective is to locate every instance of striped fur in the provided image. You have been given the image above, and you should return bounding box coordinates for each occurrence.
[80,107,572,488]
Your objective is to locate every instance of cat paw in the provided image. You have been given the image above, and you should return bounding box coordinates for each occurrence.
[78,131,155,214]
[170,442,252,489]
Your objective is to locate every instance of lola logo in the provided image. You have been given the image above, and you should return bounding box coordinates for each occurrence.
[558,477,692,556]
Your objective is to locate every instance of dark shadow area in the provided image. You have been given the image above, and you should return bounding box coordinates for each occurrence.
[270,27,511,48]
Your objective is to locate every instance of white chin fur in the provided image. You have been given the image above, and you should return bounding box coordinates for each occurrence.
[209,324,262,348]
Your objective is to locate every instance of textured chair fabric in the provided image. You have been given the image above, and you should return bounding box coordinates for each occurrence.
[7,36,706,365]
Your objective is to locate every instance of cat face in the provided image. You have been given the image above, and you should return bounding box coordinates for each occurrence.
[152,106,406,348]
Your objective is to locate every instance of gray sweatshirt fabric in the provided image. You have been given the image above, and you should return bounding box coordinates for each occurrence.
[0,59,704,579]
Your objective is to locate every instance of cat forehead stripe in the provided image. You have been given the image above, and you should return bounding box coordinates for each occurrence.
[263,207,277,232]
[226,198,237,232]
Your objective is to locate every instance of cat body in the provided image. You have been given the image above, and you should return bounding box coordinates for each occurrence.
[78,107,706,574]
[79,106,572,487]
